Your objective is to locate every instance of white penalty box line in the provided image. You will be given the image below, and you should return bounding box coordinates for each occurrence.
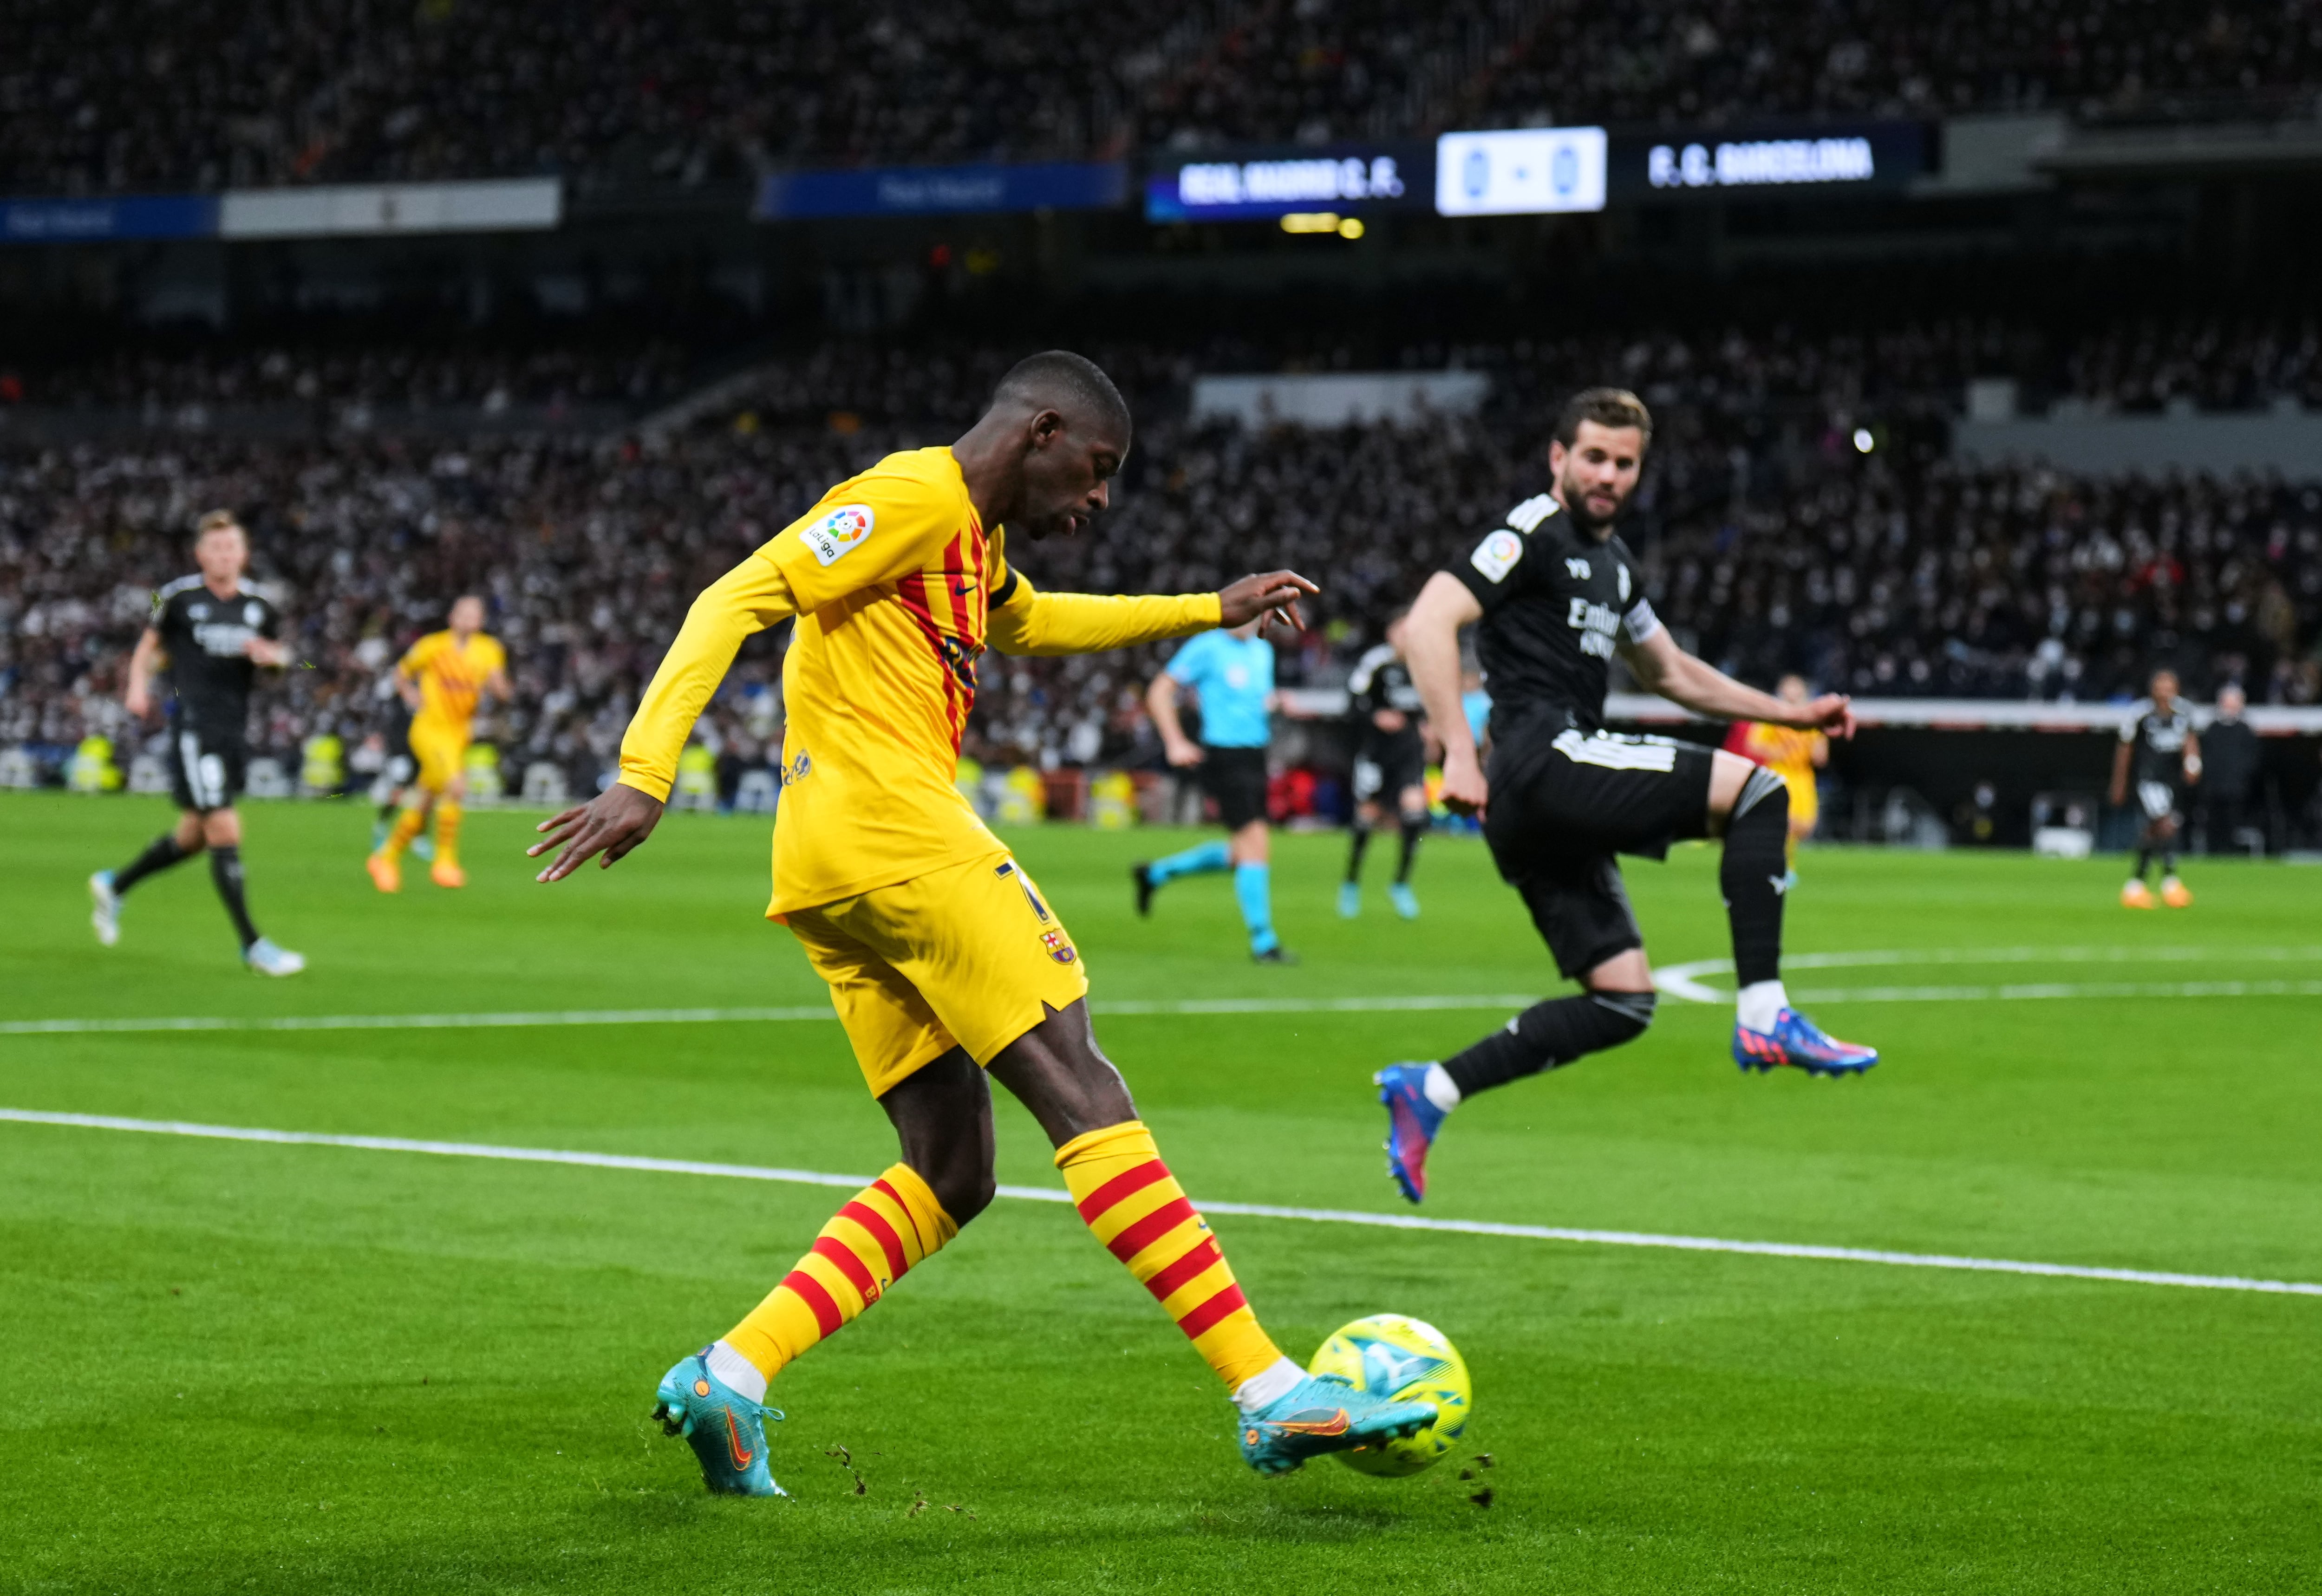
[3,1107,2316,1301]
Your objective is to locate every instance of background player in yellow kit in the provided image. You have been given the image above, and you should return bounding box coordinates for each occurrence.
[369,594,509,891]
[529,352,1435,1496]
[1726,673,1828,887]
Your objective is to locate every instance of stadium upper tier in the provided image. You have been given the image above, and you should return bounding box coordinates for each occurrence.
[6,0,2314,196]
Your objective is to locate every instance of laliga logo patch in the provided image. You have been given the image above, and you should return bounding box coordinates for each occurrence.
[801,503,874,567]
[1470,528,1525,584]
[1040,929,1077,965]
[780,751,813,787]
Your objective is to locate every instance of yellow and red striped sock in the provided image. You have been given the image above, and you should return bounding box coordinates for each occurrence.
[435,800,463,867]
[1057,1120,1285,1393]
[379,807,424,861]
[723,1164,956,1383]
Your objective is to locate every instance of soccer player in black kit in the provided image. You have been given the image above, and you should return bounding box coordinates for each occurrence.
[89,511,307,975]
[1373,389,1875,1203]
[1339,608,1430,920]
[2108,668,2200,909]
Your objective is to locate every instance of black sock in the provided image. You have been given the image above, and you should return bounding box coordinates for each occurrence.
[112,833,192,895]
[2132,847,2152,880]
[1442,990,1656,1097]
[1396,815,1425,884]
[376,799,399,823]
[209,845,261,950]
[2160,847,2178,877]
[1721,771,1789,988]
[1345,823,1372,883]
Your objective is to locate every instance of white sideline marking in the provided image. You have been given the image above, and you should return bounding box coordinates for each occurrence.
[4,1107,2317,1300]
[0,994,1546,1037]
[1655,946,2322,1005]
[13,949,2320,1034]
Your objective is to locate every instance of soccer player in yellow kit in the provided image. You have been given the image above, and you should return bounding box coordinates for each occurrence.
[368,595,509,891]
[530,352,1434,1495]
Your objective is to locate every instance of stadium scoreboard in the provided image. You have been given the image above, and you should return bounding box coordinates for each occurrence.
[1144,121,1931,223]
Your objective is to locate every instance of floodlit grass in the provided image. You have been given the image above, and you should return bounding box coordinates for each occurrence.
[8,791,2320,1593]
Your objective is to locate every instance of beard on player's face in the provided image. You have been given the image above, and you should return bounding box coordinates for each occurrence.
[1556,460,1633,534]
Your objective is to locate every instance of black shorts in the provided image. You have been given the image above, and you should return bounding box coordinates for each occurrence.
[168,724,248,814]
[1198,745,1271,830]
[1352,734,1427,809]
[1483,719,1716,978]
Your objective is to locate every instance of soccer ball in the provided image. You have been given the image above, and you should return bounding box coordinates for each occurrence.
[1307,1313,1472,1476]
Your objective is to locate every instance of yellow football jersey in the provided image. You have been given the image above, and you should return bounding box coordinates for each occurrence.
[400,630,506,732]
[1742,721,1824,798]
[620,446,1217,917]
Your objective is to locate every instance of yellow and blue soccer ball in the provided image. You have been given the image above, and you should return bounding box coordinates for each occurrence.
[1308,1313,1472,1476]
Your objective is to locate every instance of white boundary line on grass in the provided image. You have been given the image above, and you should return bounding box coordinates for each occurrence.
[1653,945,2322,1004]
[9,949,2320,1037]
[0,994,1547,1036]
[4,1106,2316,1300]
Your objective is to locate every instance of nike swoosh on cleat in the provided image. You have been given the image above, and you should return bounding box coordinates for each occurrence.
[1267,1409,1352,1437]
[722,1408,754,1470]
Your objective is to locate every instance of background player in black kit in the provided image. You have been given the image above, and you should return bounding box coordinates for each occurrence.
[89,510,307,975]
[1373,389,1874,1203]
[1339,608,1431,920]
[2109,668,2201,909]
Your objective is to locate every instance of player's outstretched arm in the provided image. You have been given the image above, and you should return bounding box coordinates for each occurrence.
[532,552,796,882]
[1622,629,1857,739]
[985,568,1315,657]
[1405,572,1487,814]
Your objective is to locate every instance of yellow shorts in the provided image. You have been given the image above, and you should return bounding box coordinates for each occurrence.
[409,721,470,793]
[785,850,1091,1097]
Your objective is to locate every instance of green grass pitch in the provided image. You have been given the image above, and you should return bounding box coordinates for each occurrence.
[7,791,2320,1593]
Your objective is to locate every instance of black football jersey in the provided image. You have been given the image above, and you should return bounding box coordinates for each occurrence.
[151,575,282,740]
[1448,493,1662,735]
[2122,704,2193,786]
[1348,642,1426,751]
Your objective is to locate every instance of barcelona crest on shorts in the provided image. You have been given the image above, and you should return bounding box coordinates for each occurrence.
[1040,929,1077,965]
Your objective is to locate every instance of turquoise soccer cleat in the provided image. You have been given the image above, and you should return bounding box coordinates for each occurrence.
[1237,1371,1437,1476]
[653,1349,788,1497]
[1337,880,1361,918]
[1389,882,1420,920]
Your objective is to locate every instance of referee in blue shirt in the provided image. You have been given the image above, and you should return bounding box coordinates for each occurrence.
[1135,619,1293,963]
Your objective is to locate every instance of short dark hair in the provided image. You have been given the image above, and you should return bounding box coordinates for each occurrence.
[1552,387,1653,449]
[991,350,1132,441]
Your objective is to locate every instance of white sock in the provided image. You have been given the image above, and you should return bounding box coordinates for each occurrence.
[1736,979,1788,1034]
[704,1339,768,1404]
[1233,1356,1307,1415]
[1421,1063,1462,1112]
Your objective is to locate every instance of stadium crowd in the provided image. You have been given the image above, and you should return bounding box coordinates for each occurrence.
[8,0,2315,195]
[11,312,2318,427]
[4,337,2319,808]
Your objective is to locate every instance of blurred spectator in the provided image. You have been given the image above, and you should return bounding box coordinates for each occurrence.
[2199,682,2260,853]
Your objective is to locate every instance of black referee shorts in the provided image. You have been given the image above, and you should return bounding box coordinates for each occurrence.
[1198,744,1272,830]
[1484,720,1716,978]
[168,725,249,814]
